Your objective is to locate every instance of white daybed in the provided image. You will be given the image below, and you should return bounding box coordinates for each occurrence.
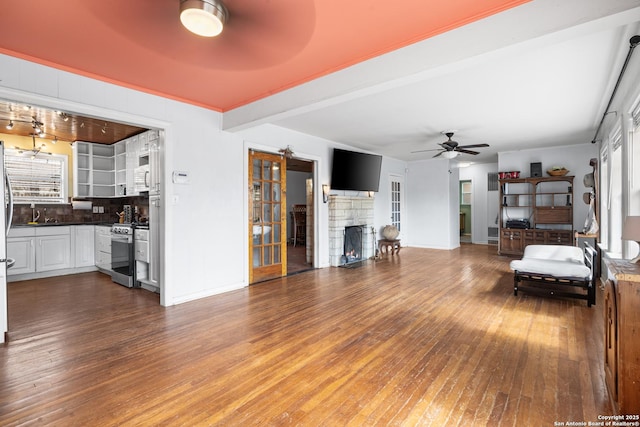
[509,244,596,307]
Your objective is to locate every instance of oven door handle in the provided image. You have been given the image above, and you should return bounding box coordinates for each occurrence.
[111,235,132,243]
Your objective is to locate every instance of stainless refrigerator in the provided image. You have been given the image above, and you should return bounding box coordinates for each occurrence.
[0,141,14,343]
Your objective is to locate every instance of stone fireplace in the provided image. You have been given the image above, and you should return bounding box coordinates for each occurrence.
[328,196,374,266]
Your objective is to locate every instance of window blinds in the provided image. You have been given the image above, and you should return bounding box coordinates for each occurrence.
[5,151,66,203]
[612,126,622,151]
[632,100,640,130]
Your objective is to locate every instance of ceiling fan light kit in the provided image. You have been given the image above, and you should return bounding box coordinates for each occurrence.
[442,151,459,159]
[180,0,228,37]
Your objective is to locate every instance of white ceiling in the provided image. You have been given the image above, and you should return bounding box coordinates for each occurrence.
[224,0,640,164]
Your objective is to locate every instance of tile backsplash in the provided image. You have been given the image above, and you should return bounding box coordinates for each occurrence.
[12,196,150,225]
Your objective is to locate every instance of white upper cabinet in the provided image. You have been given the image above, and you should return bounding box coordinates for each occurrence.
[72,129,159,198]
[126,135,140,197]
[73,142,115,198]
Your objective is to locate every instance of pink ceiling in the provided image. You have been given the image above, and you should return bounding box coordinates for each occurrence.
[0,0,530,112]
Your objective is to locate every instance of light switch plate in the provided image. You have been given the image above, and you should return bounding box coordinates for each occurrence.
[98,206,105,213]
[93,206,99,213]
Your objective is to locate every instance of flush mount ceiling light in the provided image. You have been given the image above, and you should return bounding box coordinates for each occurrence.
[180,0,228,37]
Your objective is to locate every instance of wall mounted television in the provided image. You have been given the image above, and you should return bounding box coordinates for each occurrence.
[330,148,382,192]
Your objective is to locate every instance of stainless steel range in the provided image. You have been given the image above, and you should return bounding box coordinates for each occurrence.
[111,223,135,287]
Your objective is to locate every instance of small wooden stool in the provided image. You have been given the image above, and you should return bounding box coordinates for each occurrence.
[378,239,401,256]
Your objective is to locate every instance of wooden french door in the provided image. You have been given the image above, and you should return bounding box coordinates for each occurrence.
[249,150,287,284]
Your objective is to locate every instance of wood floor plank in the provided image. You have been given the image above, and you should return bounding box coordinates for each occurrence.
[0,245,613,425]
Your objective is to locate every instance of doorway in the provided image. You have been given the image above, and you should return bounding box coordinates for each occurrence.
[389,174,405,241]
[460,180,472,243]
[286,157,314,275]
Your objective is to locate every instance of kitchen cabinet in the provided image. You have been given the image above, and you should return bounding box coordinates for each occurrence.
[137,129,158,156]
[35,227,72,272]
[73,142,115,198]
[603,259,640,415]
[148,196,161,288]
[134,228,154,290]
[74,225,95,268]
[115,141,127,196]
[148,130,161,195]
[7,228,36,275]
[95,225,111,273]
[8,226,78,276]
[125,135,139,196]
[498,176,574,255]
[73,130,159,198]
[73,142,91,198]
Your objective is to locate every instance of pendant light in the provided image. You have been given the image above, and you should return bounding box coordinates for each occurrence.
[180,0,228,37]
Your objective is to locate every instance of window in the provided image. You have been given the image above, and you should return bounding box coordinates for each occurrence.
[5,149,68,204]
[631,100,640,215]
[600,145,609,249]
[610,134,623,256]
[461,181,472,205]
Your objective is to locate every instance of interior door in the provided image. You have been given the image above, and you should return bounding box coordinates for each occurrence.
[249,150,287,284]
[389,174,405,241]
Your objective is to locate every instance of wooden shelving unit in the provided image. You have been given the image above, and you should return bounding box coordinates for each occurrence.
[498,175,574,255]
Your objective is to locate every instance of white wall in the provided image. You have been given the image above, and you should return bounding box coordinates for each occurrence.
[499,144,598,232]
[459,162,499,244]
[406,158,459,249]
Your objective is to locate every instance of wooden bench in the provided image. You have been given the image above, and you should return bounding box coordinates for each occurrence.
[378,239,401,256]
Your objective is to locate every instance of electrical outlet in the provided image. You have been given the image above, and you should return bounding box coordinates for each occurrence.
[98,206,105,213]
[93,206,99,213]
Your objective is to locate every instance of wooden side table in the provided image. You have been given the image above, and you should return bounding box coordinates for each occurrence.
[378,239,401,255]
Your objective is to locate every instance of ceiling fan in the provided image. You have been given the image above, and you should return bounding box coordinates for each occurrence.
[412,132,489,158]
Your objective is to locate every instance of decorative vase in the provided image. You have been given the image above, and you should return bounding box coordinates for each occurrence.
[381,225,399,240]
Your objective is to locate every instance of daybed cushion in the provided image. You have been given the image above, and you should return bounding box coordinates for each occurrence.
[509,245,590,279]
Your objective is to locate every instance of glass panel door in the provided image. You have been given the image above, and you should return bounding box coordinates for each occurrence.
[390,174,405,240]
[249,150,287,283]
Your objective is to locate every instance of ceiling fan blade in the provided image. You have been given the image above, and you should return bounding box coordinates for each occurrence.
[432,151,444,158]
[410,148,443,153]
[457,144,490,149]
[456,149,480,155]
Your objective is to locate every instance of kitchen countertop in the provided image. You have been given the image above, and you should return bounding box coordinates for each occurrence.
[12,222,114,227]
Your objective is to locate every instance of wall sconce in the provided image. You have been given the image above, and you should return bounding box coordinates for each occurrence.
[322,184,330,203]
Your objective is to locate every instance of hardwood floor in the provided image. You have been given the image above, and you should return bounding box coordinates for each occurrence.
[1,245,611,425]
[287,243,312,275]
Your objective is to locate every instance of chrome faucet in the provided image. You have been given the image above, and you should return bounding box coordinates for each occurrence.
[31,203,40,223]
